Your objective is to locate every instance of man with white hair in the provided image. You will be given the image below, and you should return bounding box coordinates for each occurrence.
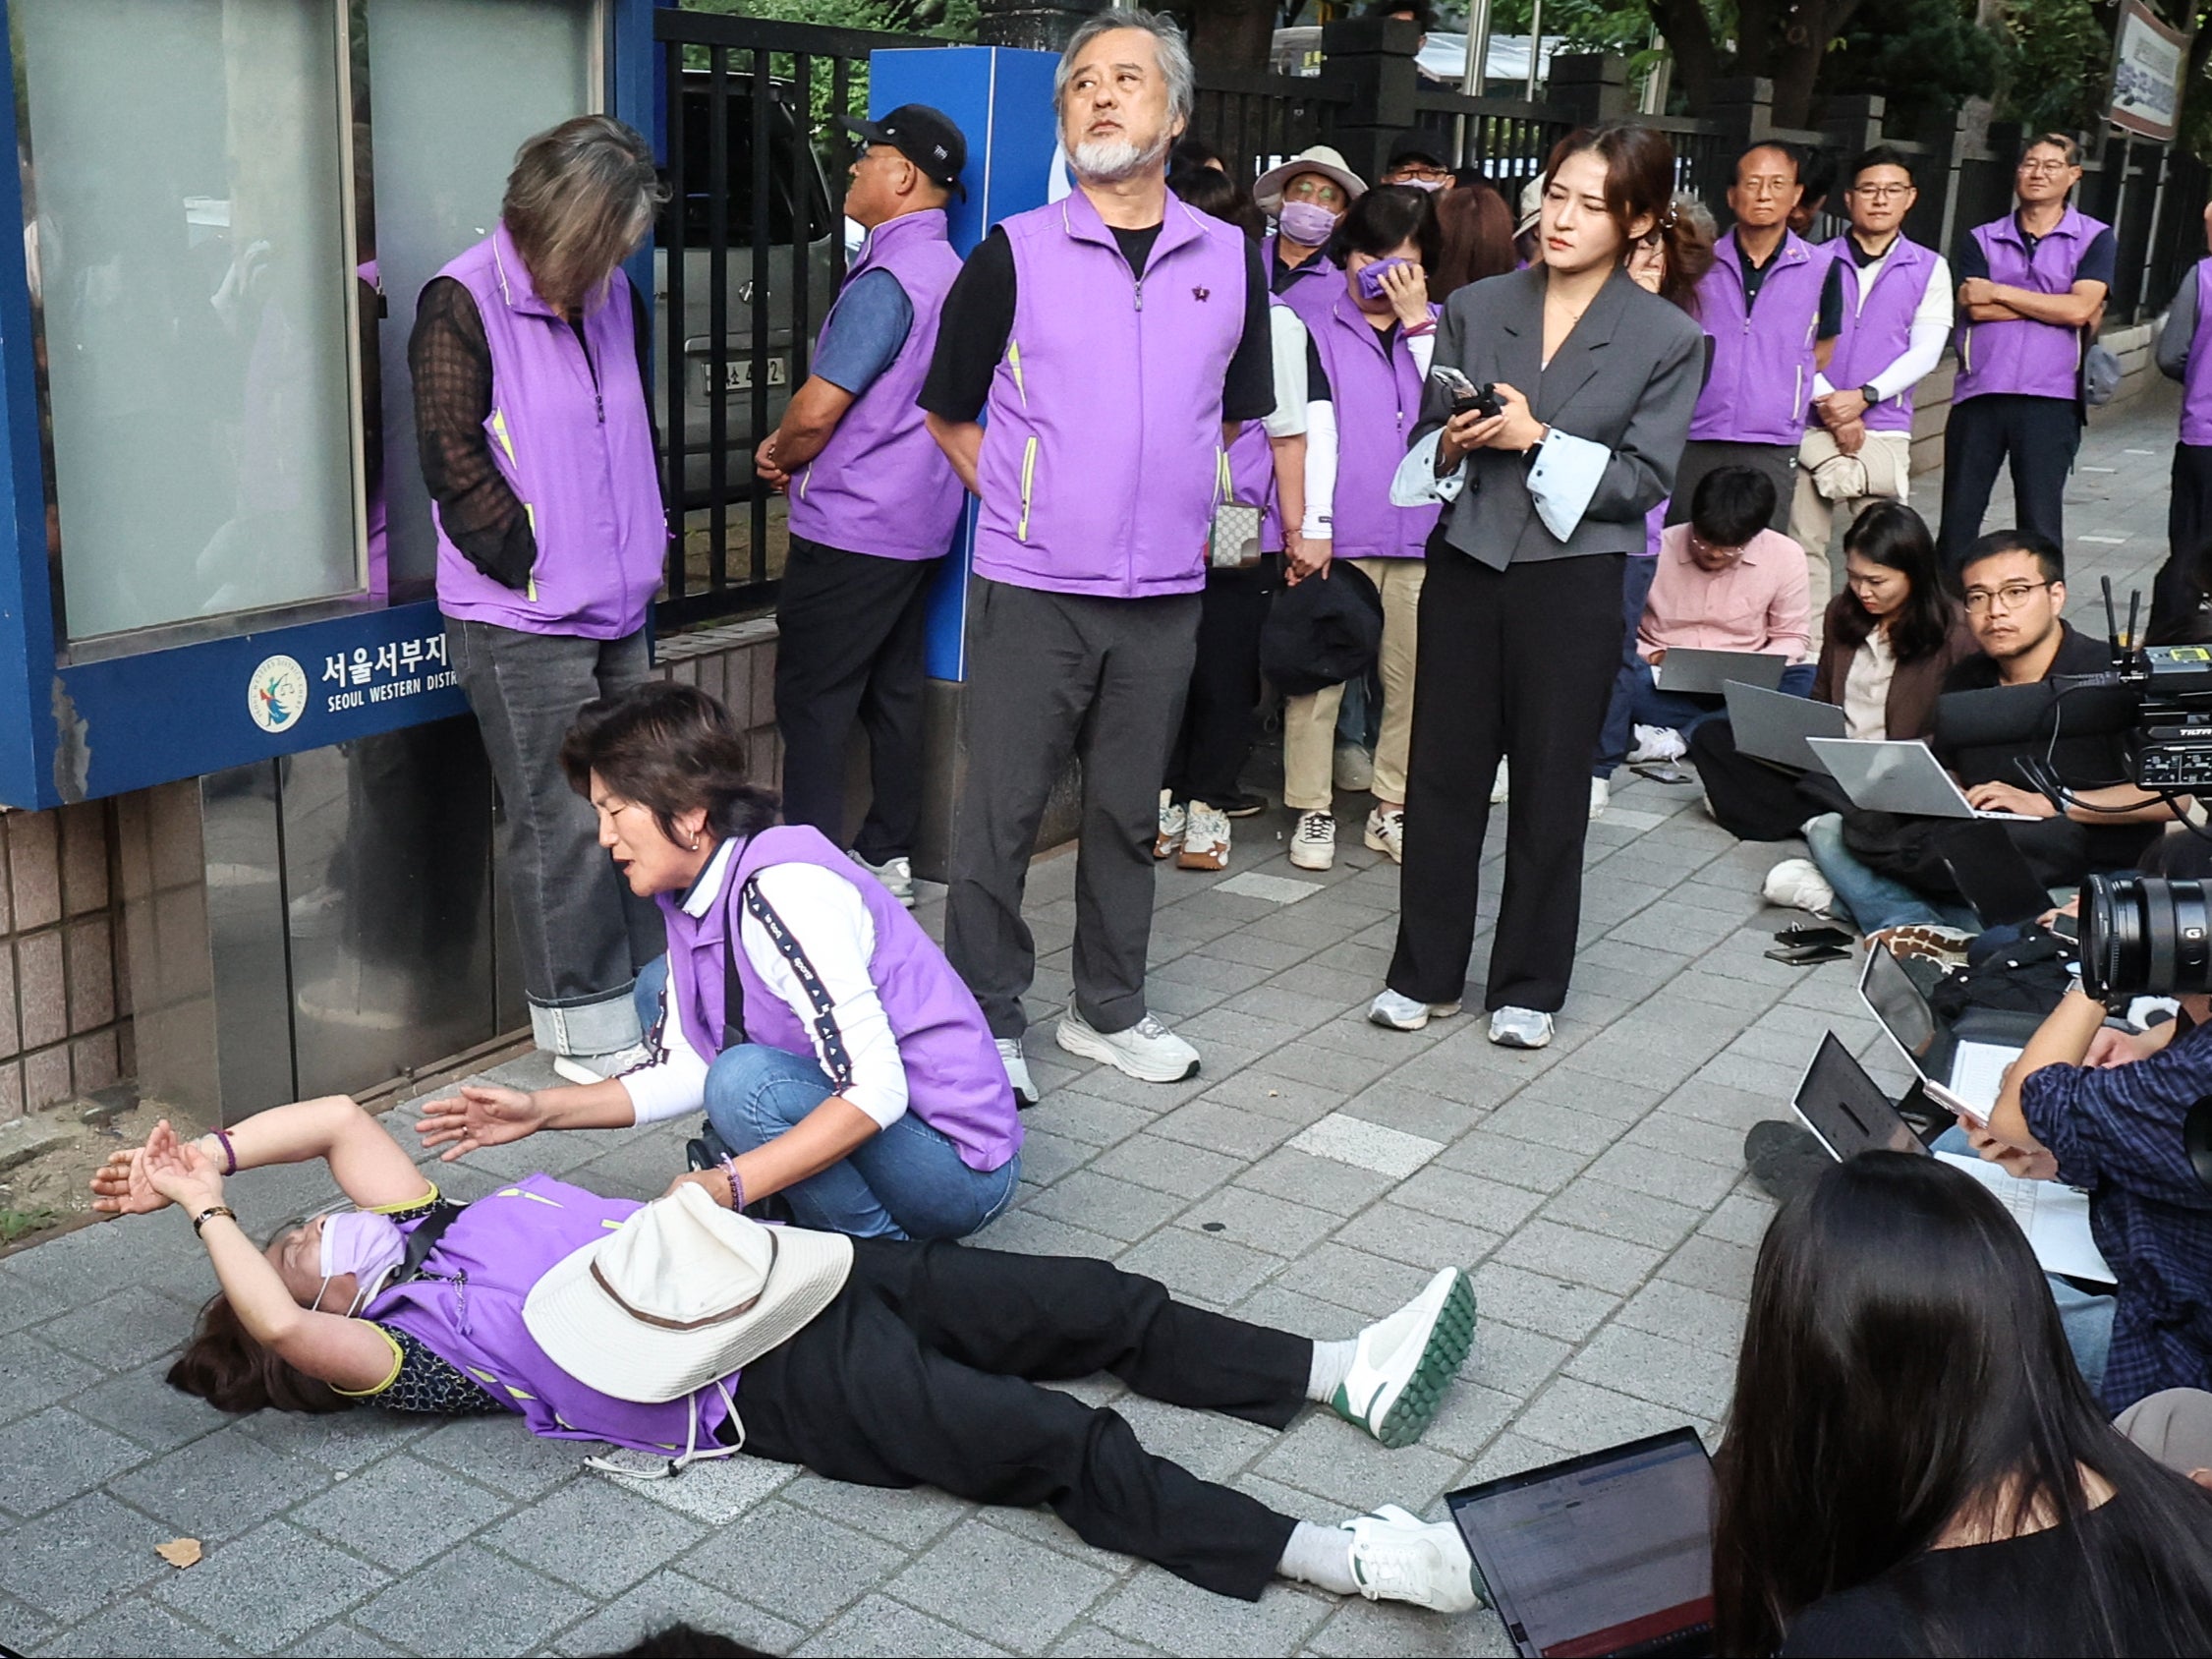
[923,8,1275,1100]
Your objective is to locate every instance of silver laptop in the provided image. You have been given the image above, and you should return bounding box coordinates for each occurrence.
[1857,945,2022,1124]
[1804,737,2042,821]
[1653,647,1788,696]
[1725,680,1846,771]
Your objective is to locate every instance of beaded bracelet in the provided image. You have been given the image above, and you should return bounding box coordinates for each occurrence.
[718,1155,746,1213]
[213,1129,239,1176]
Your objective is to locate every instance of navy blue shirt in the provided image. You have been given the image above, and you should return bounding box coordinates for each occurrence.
[2022,1015,2212,1411]
[1957,219,2119,289]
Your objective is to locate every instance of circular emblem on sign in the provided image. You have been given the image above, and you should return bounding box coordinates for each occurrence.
[247,655,309,733]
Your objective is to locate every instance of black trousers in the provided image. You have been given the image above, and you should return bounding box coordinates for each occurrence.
[1936,394,2081,572]
[738,1239,1309,1600]
[1164,558,1278,806]
[1687,718,1818,842]
[774,536,938,864]
[2151,442,2212,642]
[1390,543,1623,1011]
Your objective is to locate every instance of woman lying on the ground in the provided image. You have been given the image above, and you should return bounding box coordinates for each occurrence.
[416,683,1022,1243]
[93,1098,1482,1612]
[1712,1152,2212,1657]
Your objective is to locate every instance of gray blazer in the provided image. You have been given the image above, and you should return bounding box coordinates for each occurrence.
[1413,263,1704,570]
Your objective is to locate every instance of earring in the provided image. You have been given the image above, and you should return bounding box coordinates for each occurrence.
[689,833,701,850]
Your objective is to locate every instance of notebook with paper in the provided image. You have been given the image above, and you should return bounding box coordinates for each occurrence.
[1790,1033,2114,1285]
[1724,680,1846,772]
[1857,945,2029,1125]
[1804,737,2042,821]
[1652,647,1787,696]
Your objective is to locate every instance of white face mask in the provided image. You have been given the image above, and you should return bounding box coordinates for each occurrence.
[317,1211,409,1315]
[842,215,867,260]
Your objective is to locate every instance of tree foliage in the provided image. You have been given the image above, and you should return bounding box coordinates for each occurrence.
[1996,0,2121,135]
[1821,0,2000,129]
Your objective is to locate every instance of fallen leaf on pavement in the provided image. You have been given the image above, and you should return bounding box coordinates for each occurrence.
[155,1537,202,1569]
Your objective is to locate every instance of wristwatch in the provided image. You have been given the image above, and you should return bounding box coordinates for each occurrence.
[1859,383,1880,406]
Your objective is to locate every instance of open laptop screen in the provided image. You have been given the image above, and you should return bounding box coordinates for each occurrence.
[1792,1032,1927,1160]
[1860,945,1944,1079]
[1447,1429,1715,1658]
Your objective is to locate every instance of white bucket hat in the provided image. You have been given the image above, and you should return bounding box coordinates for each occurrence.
[1514,174,1547,238]
[524,1183,854,1403]
[1253,144,1367,215]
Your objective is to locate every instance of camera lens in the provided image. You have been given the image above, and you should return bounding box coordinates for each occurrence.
[2079,873,2212,999]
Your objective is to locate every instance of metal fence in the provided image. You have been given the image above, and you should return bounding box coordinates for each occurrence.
[1193,67,1350,183]
[652,8,948,628]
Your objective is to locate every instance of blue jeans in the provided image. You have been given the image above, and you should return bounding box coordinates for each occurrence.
[1933,1127,2115,1393]
[1801,812,1978,936]
[632,956,1020,1241]
[1620,659,1818,753]
[1593,555,1661,777]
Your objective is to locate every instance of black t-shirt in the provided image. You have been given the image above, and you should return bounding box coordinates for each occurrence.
[920,221,1276,425]
[1779,1504,2206,1657]
[1740,235,1841,339]
[1816,233,1910,348]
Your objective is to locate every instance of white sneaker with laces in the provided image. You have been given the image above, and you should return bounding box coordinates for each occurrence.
[994,1036,1039,1108]
[1289,810,1336,871]
[1368,989,1461,1032]
[551,1041,653,1087]
[1154,791,1186,861]
[1340,1505,1484,1614]
[1363,806,1404,863]
[1488,1006,1554,1049]
[1589,775,1610,820]
[1328,1266,1477,1447]
[1489,760,1509,804]
[1762,857,1837,916]
[1628,723,1686,764]
[1333,743,1375,792]
[851,851,916,908]
[1178,802,1230,872]
[1055,1007,1200,1083]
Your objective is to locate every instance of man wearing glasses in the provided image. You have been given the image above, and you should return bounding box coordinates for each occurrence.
[1790,147,1954,607]
[1937,134,2116,571]
[1675,143,1841,537]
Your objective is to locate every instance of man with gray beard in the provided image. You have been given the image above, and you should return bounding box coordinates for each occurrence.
[923,8,1274,1102]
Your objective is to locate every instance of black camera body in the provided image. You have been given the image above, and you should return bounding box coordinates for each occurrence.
[2126,646,2212,789]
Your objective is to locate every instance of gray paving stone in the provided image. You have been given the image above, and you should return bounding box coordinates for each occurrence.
[410,1412,593,1499]
[354,1542,594,1658]
[779,1472,974,1550]
[1582,1141,1743,1211]
[106,1421,334,1541]
[1114,1227,1279,1307]
[1434,1128,1591,1194]
[0,1270,68,1337]
[1415,1379,1520,1461]
[1510,1376,1698,1458]
[1274,1242,1445,1320]
[69,1358,232,1454]
[1391,1165,1545,1234]
[1094,1567,1332,1658]
[1333,1082,1484,1145]
[1565,1323,1737,1420]
[152,1519,388,1651]
[0,1596,60,1659]
[1048,1619,1169,1656]
[796,1592,1010,1657]
[888,1516,1117,1649]
[0,1491,170,1623]
[0,1407,149,1517]
[1024,1090,1154,1149]
[1333,1202,1502,1275]
[549,1569,808,1657]
[1699,1189,1779,1248]
[1108,1394,1281,1483]
[1464,1320,1573,1402]
[1658,1232,1761,1301]
[482,1474,708,1596]
[973,1204,1125,1262]
[30,1595,242,1658]
[681,1499,905,1627]
[1008,1127,1094,1191]
[233,1402,428,1472]
[1249,1411,1463,1516]
[1468,1261,1621,1345]
[1615,1278,1750,1353]
[1538,1179,1705,1253]
[1238,1149,1402,1217]
[1026,1171,1186,1242]
[1173,1185,1341,1259]
[1151,1099,1302,1160]
[0,1336,103,1428]
[1197,1069,1346,1126]
[1305,1596,1517,1658]
[278,1622,411,1657]
[1088,1134,1244,1200]
[288,1454,515,1573]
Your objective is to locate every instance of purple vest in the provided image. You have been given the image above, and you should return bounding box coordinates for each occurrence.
[972,190,1249,599]
[1820,235,1938,434]
[1264,234,1341,335]
[1954,207,2110,404]
[430,225,665,640]
[1307,293,1440,559]
[367,1175,738,1454]
[1690,230,1831,446]
[658,825,1020,1173]
[2180,258,2212,446]
[788,209,966,560]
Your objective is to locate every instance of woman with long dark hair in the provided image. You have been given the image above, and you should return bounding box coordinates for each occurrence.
[1370,124,1705,1047]
[1716,1153,2212,1655]
[1692,499,1974,848]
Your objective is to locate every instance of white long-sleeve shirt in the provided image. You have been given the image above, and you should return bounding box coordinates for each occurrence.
[619,841,910,1129]
[1812,242,1954,404]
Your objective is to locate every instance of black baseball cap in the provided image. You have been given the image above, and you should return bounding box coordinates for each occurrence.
[1386,128,1450,171]
[840,104,967,192]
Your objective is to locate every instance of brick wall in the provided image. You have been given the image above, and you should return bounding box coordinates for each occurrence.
[0,803,131,1121]
[657,616,783,789]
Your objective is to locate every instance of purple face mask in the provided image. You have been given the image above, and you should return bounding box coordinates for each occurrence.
[318,1211,409,1314]
[1276,200,1339,249]
[1356,256,1414,303]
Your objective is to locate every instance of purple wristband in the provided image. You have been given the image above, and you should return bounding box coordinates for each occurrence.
[719,1156,745,1213]
[213,1129,238,1176]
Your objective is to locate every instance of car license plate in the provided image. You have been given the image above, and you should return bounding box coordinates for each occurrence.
[718,356,788,393]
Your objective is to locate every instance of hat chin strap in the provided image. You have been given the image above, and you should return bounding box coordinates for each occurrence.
[583,1379,746,1481]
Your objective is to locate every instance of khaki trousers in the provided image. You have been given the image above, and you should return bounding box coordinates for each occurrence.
[1282,556,1425,812]
[1787,428,1913,610]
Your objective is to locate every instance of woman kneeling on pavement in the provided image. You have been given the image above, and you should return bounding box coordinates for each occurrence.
[416,682,1021,1242]
[97,1101,1484,1612]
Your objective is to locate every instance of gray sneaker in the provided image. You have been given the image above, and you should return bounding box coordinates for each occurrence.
[1369,989,1461,1032]
[1055,1008,1200,1083]
[1487,1006,1554,1049]
[994,1037,1039,1108]
[852,851,917,908]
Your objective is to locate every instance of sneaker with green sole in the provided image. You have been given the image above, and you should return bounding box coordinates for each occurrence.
[1329,1267,1477,1449]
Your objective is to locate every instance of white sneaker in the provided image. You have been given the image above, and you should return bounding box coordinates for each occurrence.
[1488,1006,1554,1049]
[1628,723,1686,764]
[994,1036,1039,1108]
[1341,1505,1484,1614]
[1178,802,1230,872]
[1368,988,1461,1031]
[851,851,916,908]
[1333,743,1375,792]
[1328,1266,1477,1447]
[551,1041,653,1087]
[1762,857,1837,916]
[1363,806,1404,864]
[1489,760,1509,804]
[1589,775,1610,821]
[1055,1007,1200,1083]
[1154,791,1186,861]
[1290,810,1336,871]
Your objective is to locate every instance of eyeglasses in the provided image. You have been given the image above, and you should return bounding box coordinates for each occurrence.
[1736,178,1797,198]
[2018,159,2073,176]
[1849,184,1912,202]
[1390,163,1451,182]
[1282,177,1344,206]
[1961,580,2054,613]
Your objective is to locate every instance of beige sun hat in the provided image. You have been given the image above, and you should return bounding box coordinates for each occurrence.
[1254,144,1368,215]
[524,1182,854,1403]
[1514,173,1546,238]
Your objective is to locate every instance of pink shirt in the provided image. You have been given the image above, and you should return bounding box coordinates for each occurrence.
[1638,525,1813,665]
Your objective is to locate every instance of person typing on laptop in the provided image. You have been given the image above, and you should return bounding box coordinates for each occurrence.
[1770,530,2176,958]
